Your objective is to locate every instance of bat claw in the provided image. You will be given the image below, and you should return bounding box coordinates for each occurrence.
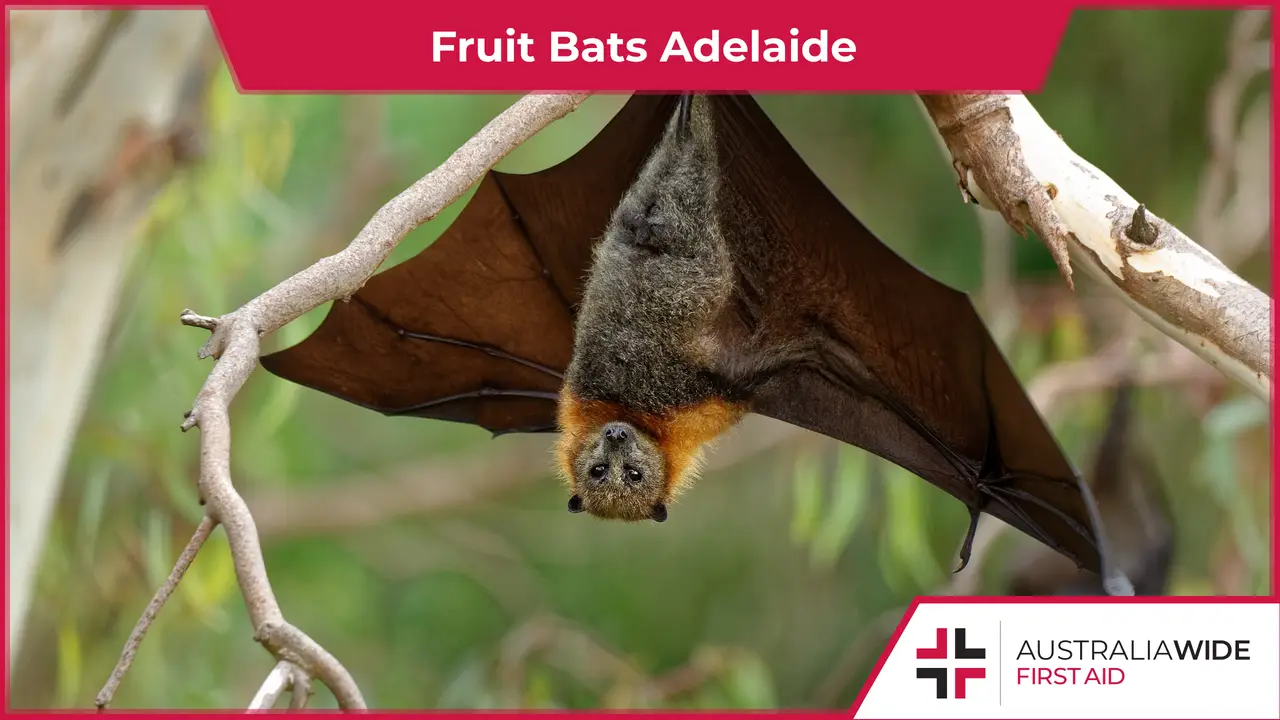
[953,506,982,574]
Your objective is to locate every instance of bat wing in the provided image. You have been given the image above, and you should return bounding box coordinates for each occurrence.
[1009,384,1174,595]
[708,94,1115,577]
[260,94,680,435]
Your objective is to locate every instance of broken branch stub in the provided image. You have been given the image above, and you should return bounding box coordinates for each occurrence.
[919,93,1271,402]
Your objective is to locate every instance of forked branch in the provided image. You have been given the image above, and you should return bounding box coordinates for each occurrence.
[100,92,592,710]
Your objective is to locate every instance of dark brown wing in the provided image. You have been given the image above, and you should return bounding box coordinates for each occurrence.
[1008,384,1175,595]
[260,94,680,435]
[707,94,1112,576]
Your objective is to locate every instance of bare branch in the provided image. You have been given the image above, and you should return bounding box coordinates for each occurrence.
[290,670,314,710]
[314,96,399,256]
[918,93,1271,402]
[95,93,594,711]
[96,515,215,709]
[912,95,1019,349]
[249,660,312,711]
[248,661,293,711]
[182,93,592,361]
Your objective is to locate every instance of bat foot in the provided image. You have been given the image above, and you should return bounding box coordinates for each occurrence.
[677,95,693,137]
[953,506,982,574]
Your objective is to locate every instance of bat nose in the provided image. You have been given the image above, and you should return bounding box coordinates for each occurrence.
[603,423,629,444]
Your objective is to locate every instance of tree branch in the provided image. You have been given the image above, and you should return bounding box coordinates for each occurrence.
[96,515,215,708]
[248,660,312,711]
[99,92,592,711]
[918,93,1271,402]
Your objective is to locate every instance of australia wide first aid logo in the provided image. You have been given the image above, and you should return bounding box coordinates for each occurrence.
[914,628,988,699]
[913,626,1132,702]
[854,602,1280,719]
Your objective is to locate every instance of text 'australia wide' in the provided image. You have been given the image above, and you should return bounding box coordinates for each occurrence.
[1017,638,1254,662]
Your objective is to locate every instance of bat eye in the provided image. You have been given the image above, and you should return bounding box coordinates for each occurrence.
[625,467,643,484]
[589,464,608,480]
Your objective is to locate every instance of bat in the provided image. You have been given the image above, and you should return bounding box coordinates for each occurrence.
[1007,383,1174,596]
[260,93,1132,594]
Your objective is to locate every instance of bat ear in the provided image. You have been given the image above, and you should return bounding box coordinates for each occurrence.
[651,503,668,523]
[567,495,585,514]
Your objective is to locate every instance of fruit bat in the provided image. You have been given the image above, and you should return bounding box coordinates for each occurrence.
[1007,383,1174,596]
[261,93,1131,594]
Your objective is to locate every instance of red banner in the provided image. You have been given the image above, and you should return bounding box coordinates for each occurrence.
[202,0,1079,92]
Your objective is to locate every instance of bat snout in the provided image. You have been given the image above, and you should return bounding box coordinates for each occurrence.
[602,422,631,445]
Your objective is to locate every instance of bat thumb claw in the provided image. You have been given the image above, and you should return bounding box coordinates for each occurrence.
[952,506,981,574]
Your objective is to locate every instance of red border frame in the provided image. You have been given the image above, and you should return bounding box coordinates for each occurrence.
[3,1,1276,717]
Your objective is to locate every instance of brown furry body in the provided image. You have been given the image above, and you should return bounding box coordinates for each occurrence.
[555,96,759,522]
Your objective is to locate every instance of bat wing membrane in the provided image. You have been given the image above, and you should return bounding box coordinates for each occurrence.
[261,92,1113,577]
[707,94,1106,573]
[260,94,679,435]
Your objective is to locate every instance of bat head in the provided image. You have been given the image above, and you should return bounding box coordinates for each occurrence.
[565,421,669,523]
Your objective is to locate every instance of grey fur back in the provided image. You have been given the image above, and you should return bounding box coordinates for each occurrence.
[565,96,734,415]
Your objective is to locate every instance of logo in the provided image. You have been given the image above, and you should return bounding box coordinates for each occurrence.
[915,627,987,699]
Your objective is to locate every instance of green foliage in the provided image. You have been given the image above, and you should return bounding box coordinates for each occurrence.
[15,9,1271,712]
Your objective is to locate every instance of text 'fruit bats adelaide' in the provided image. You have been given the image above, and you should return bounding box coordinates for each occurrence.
[261,93,1133,595]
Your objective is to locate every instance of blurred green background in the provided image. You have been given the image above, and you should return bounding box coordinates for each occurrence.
[11,8,1272,711]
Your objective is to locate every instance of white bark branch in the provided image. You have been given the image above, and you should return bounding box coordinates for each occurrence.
[169,92,591,710]
[249,660,311,711]
[248,662,293,711]
[918,93,1271,402]
[7,8,214,666]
